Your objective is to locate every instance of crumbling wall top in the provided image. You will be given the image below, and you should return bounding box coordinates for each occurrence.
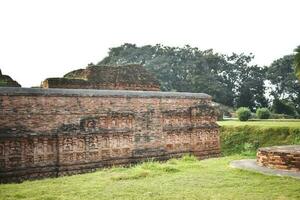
[42,64,161,91]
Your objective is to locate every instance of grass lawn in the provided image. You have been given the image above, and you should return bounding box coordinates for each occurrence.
[0,155,299,200]
[218,119,300,128]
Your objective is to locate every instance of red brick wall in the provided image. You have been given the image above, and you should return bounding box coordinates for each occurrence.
[0,88,220,183]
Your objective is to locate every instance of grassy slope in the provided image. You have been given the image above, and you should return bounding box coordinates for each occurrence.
[1,155,300,200]
[218,119,300,155]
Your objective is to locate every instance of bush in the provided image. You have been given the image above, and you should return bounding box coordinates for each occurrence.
[236,107,251,121]
[256,108,271,119]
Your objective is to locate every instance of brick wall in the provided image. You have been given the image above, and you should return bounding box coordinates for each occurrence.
[0,87,220,183]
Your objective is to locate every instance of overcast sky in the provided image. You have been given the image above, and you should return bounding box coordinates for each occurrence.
[0,0,299,87]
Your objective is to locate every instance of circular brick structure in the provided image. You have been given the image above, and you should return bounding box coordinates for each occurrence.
[257,145,300,171]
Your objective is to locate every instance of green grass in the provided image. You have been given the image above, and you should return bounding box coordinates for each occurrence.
[0,155,299,200]
[218,119,300,128]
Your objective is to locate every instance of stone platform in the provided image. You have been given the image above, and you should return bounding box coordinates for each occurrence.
[257,145,300,171]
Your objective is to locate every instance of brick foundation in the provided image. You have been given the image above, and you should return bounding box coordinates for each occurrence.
[257,145,300,171]
[0,87,220,183]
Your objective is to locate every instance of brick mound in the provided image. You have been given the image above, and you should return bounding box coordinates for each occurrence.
[257,145,300,171]
[42,64,160,91]
[0,70,21,87]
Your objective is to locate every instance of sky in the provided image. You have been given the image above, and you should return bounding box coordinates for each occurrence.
[0,0,300,87]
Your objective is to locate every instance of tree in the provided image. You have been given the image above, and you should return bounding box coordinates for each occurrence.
[98,43,268,109]
[267,55,300,113]
[272,98,297,116]
[294,45,300,80]
[231,55,268,111]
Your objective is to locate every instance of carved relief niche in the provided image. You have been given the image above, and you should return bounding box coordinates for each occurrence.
[72,137,85,161]
[80,112,135,132]
[88,136,99,151]
[0,143,4,157]
[9,140,22,155]
[0,143,4,168]
[75,138,85,152]
[190,105,216,124]
[23,140,34,166]
[31,137,56,166]
[162,108,191,130]
[101,136,110,148]
[36,142,44,163]
[7,140,22,168]
[63,138,73,152]
[109,134,133,158]
[88,135,100,160]
[164,130,191,152]
[61,137,75,163]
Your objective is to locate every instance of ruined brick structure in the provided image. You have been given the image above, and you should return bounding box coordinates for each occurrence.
[0,70,21,87]
[0,87,220,183]
[42,64,160,91]
[257,145,300,171]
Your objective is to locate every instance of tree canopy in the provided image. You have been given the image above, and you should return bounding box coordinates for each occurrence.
[99,43,269,110]
[267,55,300,113]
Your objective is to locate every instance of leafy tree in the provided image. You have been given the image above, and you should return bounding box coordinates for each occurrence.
[294,45,300,80]
[267,55,300,113]
[233,59,268,111]
[271,98,297,116]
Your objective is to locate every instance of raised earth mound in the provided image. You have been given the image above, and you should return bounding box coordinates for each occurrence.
[42,64,160,91]
[0,70,21,87]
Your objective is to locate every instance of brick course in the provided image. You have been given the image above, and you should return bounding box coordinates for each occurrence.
[0,87,220,183]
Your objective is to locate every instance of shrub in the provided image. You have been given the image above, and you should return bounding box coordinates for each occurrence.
[236,107,251,121]
[270,113,295,119]
[256,108,271,119]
